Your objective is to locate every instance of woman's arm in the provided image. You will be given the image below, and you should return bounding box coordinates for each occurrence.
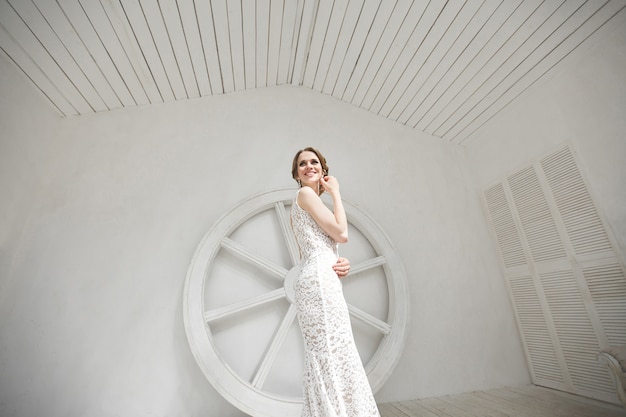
[297,179,348,243]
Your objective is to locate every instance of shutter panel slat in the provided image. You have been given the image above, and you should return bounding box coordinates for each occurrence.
[509,275,563,384]
[583,263,626,345]
[540,270,614,395]
[508,167,567,263]
[484,184,527,268]
[541,147,612,255]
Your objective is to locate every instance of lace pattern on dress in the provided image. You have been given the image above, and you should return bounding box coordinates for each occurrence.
[291,190,380,417]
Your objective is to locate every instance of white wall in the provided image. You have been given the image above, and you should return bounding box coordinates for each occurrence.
[0,53,529,416]
[466,9,626,260]
[0,54,61,319]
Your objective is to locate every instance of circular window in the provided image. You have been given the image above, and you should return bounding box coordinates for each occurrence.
[183,188,409,416]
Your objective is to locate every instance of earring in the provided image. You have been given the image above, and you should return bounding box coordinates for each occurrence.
[297,179,301,187]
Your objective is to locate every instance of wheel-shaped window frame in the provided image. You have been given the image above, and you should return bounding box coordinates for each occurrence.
[183,188,409,417]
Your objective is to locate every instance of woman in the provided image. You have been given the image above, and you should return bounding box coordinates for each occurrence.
[290,147,380,417]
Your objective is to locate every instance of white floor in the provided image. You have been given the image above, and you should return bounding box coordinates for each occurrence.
[378,385,626,417]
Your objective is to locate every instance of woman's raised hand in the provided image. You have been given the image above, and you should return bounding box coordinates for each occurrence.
[320,175,340,195]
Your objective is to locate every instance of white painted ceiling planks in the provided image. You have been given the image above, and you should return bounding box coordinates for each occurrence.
[0,0,623,145]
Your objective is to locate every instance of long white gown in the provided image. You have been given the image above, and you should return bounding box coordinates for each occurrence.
[291,190,380,417]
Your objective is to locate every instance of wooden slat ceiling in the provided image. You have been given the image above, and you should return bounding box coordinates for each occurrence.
[0,0,623,145]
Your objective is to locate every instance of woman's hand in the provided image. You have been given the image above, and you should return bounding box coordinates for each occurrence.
[333,257,351,278]
[320,175,340,195]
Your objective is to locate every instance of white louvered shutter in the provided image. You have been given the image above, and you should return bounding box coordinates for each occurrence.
[482,144,626,404]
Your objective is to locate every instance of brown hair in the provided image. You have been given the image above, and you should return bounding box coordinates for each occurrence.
[291,147,330,194]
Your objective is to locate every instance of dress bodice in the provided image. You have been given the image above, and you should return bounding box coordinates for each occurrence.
[291,190,338,261]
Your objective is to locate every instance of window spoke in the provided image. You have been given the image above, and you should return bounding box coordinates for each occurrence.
[251,304,298,389]
[350,256,387,275]
[204,288,285,323]
[221,236,288,281]
[347,303,391,335]
[275,201,301,266]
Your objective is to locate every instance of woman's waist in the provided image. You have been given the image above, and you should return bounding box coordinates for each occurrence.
[300,250,338,264]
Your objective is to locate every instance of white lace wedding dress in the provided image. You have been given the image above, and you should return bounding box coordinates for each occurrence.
[291,191,380,417]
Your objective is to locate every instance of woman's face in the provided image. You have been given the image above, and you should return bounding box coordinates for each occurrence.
[296,151,324,188]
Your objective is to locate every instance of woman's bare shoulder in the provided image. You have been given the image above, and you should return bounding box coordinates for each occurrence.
[297,186,319,207]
